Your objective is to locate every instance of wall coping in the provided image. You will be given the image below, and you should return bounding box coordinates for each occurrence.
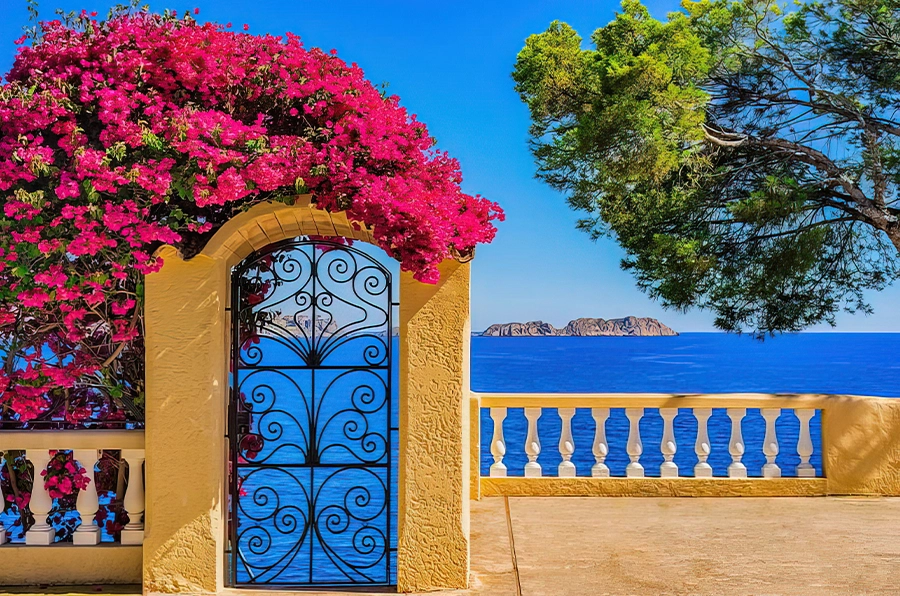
[474,392,897,410]
[0,429,145,450]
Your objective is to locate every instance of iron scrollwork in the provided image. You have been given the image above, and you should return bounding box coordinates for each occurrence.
[228,239,395,587]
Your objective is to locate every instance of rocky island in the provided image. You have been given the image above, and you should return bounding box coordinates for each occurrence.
[480,316,677,337]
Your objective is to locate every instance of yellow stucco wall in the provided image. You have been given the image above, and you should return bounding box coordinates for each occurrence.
[481,478,828,497]
[822,395,900,495]
[469,395,482,501]
[398,261,471,592]
[142,200,473,593]
[0,546,141,585]
[144,247,225,594]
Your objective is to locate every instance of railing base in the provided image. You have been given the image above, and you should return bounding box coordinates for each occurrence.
[480,477,828,498]
[24,528,54,546]
[0,544,141,586]
[73,528,101,546]
[120,529,144,546]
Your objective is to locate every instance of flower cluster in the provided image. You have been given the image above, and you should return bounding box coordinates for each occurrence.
[0,9,502,423]
[41,449,91,499]
[1,449,129,542]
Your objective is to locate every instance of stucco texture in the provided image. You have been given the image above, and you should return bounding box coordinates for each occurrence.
[398,260,472,592]
[0,546,141,585]
[144,248,224,594]
[142,201,473,593]
[481,477,828,497]
[822,395,900,495]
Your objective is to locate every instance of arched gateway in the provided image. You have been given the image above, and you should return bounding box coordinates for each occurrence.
[143,199,473,593]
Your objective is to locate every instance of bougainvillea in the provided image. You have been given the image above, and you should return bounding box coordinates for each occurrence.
[0,8,503,428]
[1,448,128,541]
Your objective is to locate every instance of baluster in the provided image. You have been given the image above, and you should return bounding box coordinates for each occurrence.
[524,408,542,477]
[761,409,781,478]
[796,409,815,478]
[0,451,6,544]
[121,449,145,545]
[24,449,54,545]
[660,408,678,478]
[489,407,508,478]
[558,408,576,477]
[591,408,610,478]
[694,408,713,477]
[625,408,644,478]
[73,449,100,545]
[727,408,747,478]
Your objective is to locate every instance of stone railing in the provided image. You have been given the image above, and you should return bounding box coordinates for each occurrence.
[0,431,144,547]
[470,393,900,497]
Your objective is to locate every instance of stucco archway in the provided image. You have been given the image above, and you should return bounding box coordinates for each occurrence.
[142,198,472,593]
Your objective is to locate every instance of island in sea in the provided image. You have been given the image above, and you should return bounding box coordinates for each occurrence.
[478,316,677,337]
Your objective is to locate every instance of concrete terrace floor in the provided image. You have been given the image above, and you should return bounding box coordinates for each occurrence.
[469,496,900,596]
[5,496,900,596]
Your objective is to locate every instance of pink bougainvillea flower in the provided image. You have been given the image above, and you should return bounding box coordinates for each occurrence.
[0,8,502,423]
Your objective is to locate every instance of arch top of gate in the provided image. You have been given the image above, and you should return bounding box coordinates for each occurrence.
[232,237,395,369]
[200,197,377,266]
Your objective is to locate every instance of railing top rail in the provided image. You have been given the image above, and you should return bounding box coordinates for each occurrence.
[0,429,145,451]
[473,392,892,410]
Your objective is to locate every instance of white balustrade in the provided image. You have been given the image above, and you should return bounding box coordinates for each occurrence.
[120,449,145,545]
[625,408,644,478]
[73,449,100,545]
[489,407,508,478]
[25,448,54,545]
[0,431,144,546]
[727,408,747,478]
[478,400,824,483]
[524,408,542,477]
[591,408,610,478]
[659,408,678,478]
[796,409,815,478]
[694,408,713,478]
[557,408,576,477]
[761,409,781,478]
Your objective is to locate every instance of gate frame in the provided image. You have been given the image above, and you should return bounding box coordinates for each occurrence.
[143,198,472,594]
[227,237,397,588]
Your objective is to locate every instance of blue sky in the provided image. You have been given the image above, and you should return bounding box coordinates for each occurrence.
[1,0,898,332]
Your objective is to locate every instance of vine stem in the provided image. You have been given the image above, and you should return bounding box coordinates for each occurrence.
[4,452,30,532]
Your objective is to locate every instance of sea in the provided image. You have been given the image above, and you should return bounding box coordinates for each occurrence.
[472,333,900,478]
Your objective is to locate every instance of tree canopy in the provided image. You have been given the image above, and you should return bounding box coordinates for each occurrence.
[513,0,900,336]
[0,8,502,425]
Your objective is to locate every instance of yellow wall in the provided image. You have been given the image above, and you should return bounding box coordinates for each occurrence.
[481,477,828,497]
[144,247,225,594]
[398,261,471,592]
[822,395,900,495]
[0,547,141,585]
[142,201,473,593]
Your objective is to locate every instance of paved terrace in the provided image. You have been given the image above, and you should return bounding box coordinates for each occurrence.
[467,496,900,595]
[4,496,900,596]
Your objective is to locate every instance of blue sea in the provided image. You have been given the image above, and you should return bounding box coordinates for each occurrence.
[472,333,900,478]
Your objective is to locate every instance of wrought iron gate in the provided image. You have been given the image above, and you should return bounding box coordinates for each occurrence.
[227,238,396,588]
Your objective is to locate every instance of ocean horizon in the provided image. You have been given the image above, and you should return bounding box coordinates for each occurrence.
[471,332,900,396]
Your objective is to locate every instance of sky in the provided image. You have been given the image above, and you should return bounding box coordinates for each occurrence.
[1,0,898,332]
